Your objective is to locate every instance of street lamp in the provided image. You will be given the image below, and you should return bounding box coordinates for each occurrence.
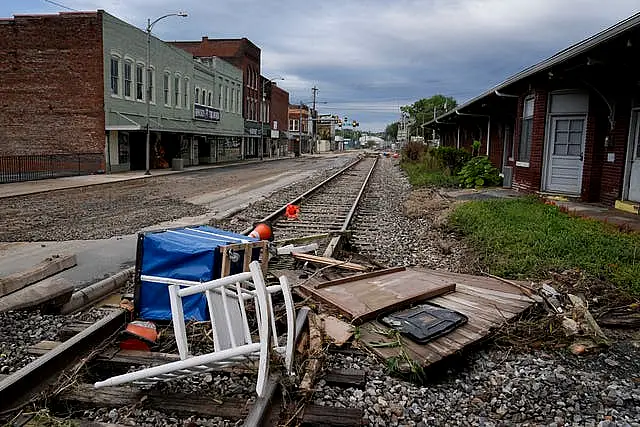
[145,12,188,175]
[260,76,284,160]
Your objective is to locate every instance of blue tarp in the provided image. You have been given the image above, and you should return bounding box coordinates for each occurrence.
[136,225,257,321]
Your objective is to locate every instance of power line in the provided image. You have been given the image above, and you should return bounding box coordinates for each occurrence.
[42,0,78,12]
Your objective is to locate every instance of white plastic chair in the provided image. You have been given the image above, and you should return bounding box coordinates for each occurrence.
[94,261,295,397]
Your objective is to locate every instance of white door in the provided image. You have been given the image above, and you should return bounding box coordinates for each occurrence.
[544,116,586,194]
[628,112,640,202]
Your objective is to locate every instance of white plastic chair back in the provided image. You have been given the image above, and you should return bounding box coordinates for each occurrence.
[94,261,295,397]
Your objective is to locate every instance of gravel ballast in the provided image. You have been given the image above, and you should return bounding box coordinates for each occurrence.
[3,154,639,426]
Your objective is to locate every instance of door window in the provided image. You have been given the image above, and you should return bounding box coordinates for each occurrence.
[553,118,584,156]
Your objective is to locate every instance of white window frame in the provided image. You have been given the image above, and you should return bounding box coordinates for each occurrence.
[163,71,171,107]
[236,86,241,114]
[123,57,133,100]
[517,96,535,167]
[147,66,155,104]
[174,73,182,108]
[135,61,145,102]
[195,87,200,105]
[208,91,212,107]
[184,78,190,110]
[110,53,122,98]
[225,83,230,112]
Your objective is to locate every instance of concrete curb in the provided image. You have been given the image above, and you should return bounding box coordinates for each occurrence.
[60,267,134,315]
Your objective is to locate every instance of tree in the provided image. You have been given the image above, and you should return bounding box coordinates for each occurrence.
[401,95,457,137]
[385,122,399,141]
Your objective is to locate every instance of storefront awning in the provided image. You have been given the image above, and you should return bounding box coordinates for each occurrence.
[106,111,241,137]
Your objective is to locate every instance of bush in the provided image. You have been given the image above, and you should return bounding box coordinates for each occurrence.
[402,141,426,162]
[458,156,501,188]
[432,146,472,174]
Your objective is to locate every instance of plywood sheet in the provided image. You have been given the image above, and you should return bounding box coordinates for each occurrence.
[359,269,536,369]
[301,268,456,324]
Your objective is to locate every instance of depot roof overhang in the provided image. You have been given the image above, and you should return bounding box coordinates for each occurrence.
[424,11,640,128]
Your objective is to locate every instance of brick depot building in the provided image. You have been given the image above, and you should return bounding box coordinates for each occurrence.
[426,12,640,210]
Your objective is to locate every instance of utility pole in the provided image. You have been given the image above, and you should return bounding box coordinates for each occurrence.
[298,102,303,157]
[311,86,318,154]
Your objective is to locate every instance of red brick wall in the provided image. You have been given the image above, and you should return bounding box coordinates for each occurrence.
[0,12,105,161]
[270,85,289,134]
[171,38,261,121]
[599,106,631,205]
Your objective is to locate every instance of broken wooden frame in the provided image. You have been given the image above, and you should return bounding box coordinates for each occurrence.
[219,241,269,277]
[94,262,295,398]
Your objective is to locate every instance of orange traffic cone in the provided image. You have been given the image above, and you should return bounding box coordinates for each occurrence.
[248,222,273,241]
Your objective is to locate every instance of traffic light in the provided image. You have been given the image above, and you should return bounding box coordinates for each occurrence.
[352,121,359,127]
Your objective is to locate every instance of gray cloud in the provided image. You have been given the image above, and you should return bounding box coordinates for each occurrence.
[3,0,639,130]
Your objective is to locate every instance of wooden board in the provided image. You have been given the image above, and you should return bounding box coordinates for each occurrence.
[359,272,535,369]
[0,276,74,312]
[301,405,363,426]
[0,254,76,297]
[300,269,456,324]
[57,383,250,420]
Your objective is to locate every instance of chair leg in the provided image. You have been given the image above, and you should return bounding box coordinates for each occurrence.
[279,276,296,374]
[169,285,189,360]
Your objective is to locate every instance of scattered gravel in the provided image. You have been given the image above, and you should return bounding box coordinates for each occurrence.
[6,153,640,427]
[318,343,640,426]
[0,307,115,374]
[349,156,468,271]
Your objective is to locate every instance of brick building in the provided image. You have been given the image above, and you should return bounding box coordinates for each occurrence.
[171,38,263,159]
[269,84,290,156]
[0,12,106,177]
[426,12,640,210]
[288,104,311,156]
[0,11,245,181]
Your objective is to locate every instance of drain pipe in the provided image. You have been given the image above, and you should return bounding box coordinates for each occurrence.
[455,111,491,156]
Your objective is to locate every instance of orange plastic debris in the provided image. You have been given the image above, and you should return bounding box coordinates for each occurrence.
[285,204,300,220]
[248,222,273,241]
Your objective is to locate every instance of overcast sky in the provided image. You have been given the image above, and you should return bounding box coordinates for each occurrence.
[2,1,639,131]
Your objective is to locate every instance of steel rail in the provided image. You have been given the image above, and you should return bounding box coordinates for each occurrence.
[323,156,378,257]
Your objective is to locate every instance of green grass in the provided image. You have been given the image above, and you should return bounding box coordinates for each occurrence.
[449,196,640,295]
[401,158,459,187]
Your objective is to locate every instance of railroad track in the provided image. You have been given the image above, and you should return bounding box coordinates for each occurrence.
[0,154,381,426]
[243,154,378,257]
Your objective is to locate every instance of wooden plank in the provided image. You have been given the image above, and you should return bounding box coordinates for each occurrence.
[0,276,74,312]
[444,292,523,318]
[435,294,515,321]
[315,267,406,289]
[220,247,231,277]
[0,254,76,297]
[94,349,256,373]
[243,243,252,272]
[57,383,250,420]
[25,340,62,356]
[420,269,531,295]
[300,313,324,392]
[454,284,535,307]
[301,269,455,324]
[301,405,363,426]
[324,368,366,388]
[292,253,368,272]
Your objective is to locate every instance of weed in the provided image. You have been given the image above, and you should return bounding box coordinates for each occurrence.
[449,196,640,295]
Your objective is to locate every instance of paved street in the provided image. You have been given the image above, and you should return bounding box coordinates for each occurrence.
[0,154,355,288]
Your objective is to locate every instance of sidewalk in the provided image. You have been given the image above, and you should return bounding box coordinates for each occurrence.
[0,156,294,199]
